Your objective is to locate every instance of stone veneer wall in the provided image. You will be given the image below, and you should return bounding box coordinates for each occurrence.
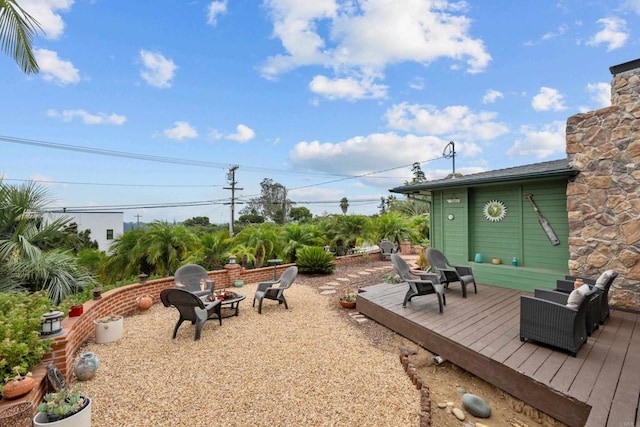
[565,60,640,311]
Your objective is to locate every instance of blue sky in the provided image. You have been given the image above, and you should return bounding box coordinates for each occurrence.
[1,0,639,223]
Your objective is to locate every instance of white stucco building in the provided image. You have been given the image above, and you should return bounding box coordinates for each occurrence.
[45,211,123,252]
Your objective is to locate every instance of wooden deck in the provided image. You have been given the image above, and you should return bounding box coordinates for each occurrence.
[356,282,640,427]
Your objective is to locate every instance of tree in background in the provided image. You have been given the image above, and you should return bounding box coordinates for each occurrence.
[0,0,42,74]
[367,213,419,246]
[378,195,397,214]
[239,178,293,224]
[186,230,231,270]
[142,221,199,277]
[280,223,323,263]
[339,197,349,215]
[327,215,369,256]
[288,206,312,223]
[406,162,427,185]
[231,222,281,267]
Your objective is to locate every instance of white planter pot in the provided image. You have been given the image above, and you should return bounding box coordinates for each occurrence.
[94,316,123,344]
[33,397,91,427]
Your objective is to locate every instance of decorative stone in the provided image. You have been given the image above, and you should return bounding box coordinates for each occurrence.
[456,386,467,394]
[437,402,447,409]
[462,393,492,418]
[452,407,465,421]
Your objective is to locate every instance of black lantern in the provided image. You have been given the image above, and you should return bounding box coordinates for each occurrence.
[40,310,64,337]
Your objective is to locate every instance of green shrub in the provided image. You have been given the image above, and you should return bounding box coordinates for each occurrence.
[0,291,53,386]
[296,246,336,274]
[382,272,402,284]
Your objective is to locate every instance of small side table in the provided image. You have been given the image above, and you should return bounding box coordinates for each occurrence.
[267,258,283,280]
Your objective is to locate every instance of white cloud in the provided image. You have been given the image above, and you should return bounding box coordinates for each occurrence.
[385,102,508,142]
[290,132,452,177]
[586,82,611,108]
[261,0,490,99]
[20,0,74,40]
[482,89,503,104]
[227,124,255,142]
[46,109,126,125]
[139,50,177,88]
[507,121,566,158]
[163,121,198,140]
[34,48,80,84]
[309,74,387,100]
[207,0,227,26]
[621,0,640,14]
[587,17,628,51]
[531,87,567,111]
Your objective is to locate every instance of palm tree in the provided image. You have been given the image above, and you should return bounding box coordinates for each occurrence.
[327,215,369,256]
[142,221,199,277]
[232,223,281,267]
[339,197,349,215]
[0,180,94,303]
[102,228,150,283]
[280,223,322,262]
[368,213,418,245]
[187,230,231,270]
[0,0,42,74]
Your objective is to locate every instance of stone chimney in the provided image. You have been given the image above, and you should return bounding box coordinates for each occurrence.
[565,58,640,312]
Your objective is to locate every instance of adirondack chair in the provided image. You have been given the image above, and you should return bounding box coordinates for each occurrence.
[426,248,477,298]
[379,239,398,261]
[160,288,222,340]
[253,266,298,314]
[391,253,445,313]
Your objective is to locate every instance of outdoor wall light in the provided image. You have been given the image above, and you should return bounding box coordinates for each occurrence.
[447,214,455,221]
[228,255,237,264]
[40,310,64,337]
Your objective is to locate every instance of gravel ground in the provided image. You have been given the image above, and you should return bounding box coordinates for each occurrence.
[72,263,421,426]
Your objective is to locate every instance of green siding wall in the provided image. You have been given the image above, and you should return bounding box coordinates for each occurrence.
[429,178,570,291]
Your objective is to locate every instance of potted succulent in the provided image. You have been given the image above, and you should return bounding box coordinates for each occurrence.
[33,385,91,426]
[339,292,357,309]
[1,366,35,400]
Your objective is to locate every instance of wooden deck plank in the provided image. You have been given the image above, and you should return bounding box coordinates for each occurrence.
[605,312,640,427]
[584,311,637,427]
[549,315,623,394]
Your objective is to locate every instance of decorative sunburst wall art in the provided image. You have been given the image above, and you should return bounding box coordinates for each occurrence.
[483,200,507,222]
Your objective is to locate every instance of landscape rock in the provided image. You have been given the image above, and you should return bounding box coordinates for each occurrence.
[452,407,465,421]
[462,393,492,418]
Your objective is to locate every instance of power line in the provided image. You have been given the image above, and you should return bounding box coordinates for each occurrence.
[0,135,348,178]
[2,178,221,188]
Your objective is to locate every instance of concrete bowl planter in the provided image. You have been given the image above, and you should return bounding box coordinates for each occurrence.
[94,315,123,344]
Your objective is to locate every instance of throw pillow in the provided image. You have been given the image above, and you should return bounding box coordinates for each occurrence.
[595,270,616,290]
[566,289,583,309]
[566,285,590,309]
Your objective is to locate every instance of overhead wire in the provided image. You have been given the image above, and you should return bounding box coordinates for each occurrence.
[2,134,444,212]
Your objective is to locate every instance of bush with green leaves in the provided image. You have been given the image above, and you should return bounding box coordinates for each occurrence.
[295,246,336,274]
[382,272,402,284]
[0,291,52,385]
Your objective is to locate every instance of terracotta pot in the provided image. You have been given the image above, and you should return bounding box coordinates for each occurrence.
[2,376,35,400]
[339,300,356,309]
[136,294,153,311]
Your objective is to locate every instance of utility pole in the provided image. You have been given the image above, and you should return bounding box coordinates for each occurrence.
[443,141,456,177]
[223,165,242,236]
[135,214,142,229]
